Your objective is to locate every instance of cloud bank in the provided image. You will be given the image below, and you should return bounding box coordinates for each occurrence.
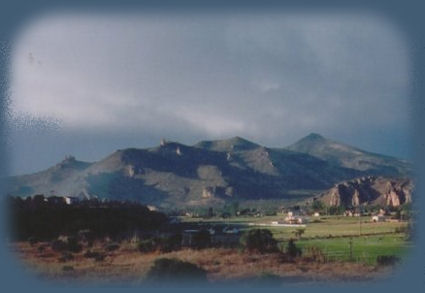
[8,12,411,174]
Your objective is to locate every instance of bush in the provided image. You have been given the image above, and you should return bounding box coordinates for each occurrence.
[51,239,68,252]
[240,229,278,253]
[293,228,305,239]
[51,237,82,253]
[158,234,182,253]
[105,242,120,252]
[312,200,325,212]
[62,265,74,272]
[138,234,183,253]
[138,238,158,253]
[83,250,105,262]
[286,239,302,258]
[145,258,207,284]
[37,245,46,253]
[377,255,400,266]
[58,252,74,262]
[28,237,39,246]
[67,236,83,253]
[304,246,325,262]
[191,230,211,249]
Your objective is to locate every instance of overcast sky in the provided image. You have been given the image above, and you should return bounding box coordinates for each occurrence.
[7,12,412,175]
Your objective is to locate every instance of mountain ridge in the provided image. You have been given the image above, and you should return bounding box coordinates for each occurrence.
[5,134,412,209]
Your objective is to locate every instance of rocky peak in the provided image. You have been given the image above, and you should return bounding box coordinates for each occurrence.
[320,176,413,207]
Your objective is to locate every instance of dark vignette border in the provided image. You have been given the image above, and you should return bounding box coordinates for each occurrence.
[0,0,424,292]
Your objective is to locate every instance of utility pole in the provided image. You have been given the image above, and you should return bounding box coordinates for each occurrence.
[358,206,362,236]
[359,216,362,236]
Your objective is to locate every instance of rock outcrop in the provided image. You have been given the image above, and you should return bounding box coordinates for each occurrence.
[320,176,413,207]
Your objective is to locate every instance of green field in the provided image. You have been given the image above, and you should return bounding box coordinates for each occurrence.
[296,234,410,265]
[180,215,412,265]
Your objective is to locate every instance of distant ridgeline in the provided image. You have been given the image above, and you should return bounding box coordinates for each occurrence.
[5,133,412,209]
[7,195,168,241]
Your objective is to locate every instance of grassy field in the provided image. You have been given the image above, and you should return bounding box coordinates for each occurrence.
[296,234,410,265]
[180,215,411,265]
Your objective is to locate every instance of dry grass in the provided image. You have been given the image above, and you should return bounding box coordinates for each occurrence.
[10,241,394,285]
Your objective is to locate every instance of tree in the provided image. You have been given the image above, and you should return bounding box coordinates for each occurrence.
[293,228,305,239]
[240,229,278,253]
[207,207,214,218]
[328,206,345,215]
[286,239,302,258]
[192,229,211,249]
[312,200,325,212]
[400,203,412,221]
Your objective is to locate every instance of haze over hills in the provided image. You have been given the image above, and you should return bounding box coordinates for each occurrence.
[5,133,412,209]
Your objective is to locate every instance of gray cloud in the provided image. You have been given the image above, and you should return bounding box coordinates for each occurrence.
[8,12,411,174]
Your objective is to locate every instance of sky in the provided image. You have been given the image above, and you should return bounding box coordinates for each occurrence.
[7,11,412,175]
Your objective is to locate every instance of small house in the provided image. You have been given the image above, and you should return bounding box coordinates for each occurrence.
[371,215,386,222]
[64,196,79,205]
[47,196,66,205]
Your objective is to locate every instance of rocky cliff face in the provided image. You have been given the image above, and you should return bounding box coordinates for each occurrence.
[320,176,413,207]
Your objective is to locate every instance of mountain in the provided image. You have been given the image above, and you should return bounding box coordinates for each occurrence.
[318,176,413,207]
[287,133,410,176]
[4,134,412,209]
[194,136,260,152]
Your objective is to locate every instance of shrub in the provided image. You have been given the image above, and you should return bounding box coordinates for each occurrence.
[138,238,158,253]
[66,236,83,253]
[293,228,305,239]
[51,239,68,252]
[377,255,400,266]
[51,237,82,253]
[62,265,74,272]
[191,230,211,249]
[28,237,38,246]
[105,242,120,252]
[83,250,105,261]
[58,252,74,262]
[312,200,325,212]
[304,246,325,262]
[158,234,182,253]
[37,245,46,253]
[286,239,302,258]
[240,229,278,253]
[145,258,207,284]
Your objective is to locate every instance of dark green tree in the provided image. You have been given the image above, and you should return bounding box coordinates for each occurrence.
[240,229,278,253]
[286,239,302,258]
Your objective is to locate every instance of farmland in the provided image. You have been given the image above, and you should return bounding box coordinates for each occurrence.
[179,215,411,265]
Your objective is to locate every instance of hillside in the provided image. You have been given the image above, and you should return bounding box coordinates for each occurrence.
[5,134,412,209]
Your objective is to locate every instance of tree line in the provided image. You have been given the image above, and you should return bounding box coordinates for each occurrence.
[7,195,168,241]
